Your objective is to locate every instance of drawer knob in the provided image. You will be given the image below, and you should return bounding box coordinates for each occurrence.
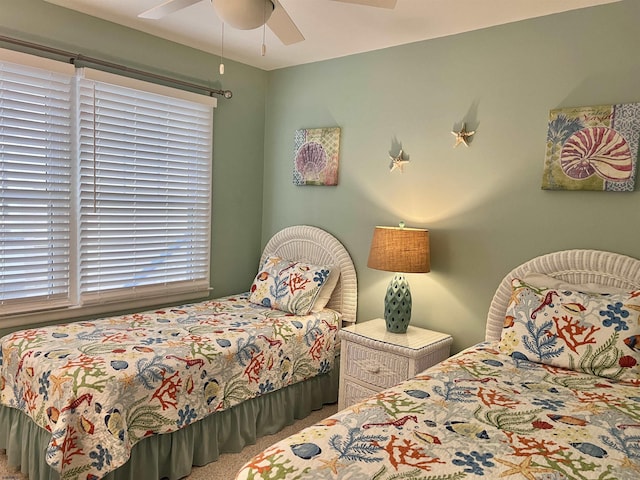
[364,364,380,374]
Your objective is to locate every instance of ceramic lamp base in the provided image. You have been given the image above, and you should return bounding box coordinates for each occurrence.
[384,273,412,333]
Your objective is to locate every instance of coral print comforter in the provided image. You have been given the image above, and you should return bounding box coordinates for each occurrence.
[0,294,340,480]
[236,342,640,480]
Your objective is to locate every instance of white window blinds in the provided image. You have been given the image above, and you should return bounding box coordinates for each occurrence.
[77,70,213,304]
[0,52,75,314]
[0,51,214,322]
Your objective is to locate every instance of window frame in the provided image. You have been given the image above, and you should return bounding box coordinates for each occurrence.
[0,50,215,329]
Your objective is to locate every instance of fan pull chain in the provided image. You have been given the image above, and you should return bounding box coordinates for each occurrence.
[261,0,267,56]
[219,22,225,75]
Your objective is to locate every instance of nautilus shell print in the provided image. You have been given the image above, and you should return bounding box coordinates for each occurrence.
[542,103,639,191]
[560,127,632,182]
[293,127,340,186]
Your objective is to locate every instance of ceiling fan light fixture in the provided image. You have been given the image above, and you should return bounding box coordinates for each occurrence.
[212,0,275,30]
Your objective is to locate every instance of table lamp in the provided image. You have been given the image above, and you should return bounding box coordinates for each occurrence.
[367,224,430,333]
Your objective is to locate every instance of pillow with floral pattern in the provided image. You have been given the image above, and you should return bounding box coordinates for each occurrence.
[249,256,333,315]
[499,278,640,382]
[311,268,340,312]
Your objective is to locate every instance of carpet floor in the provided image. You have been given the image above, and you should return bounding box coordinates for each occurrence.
[0,403,338,480]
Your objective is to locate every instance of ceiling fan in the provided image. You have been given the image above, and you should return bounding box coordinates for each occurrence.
[139,0,398,46]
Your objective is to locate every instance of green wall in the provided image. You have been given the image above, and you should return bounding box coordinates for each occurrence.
[0,0,267,337]
[262,0,640,352]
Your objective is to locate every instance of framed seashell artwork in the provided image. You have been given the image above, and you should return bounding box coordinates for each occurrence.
[293,127,340,186]
[542,103,639,191]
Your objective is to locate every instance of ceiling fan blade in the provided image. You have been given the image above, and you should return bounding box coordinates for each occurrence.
[267,0,305,45]
[138,0,203,19]
[330,0,397,8]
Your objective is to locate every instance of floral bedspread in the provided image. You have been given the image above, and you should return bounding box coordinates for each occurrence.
[236,342,640,480]
[0,294,340,480]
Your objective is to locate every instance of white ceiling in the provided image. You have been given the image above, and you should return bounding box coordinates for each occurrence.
[43,0,620,71]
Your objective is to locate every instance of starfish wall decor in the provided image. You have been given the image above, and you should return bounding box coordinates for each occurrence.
[389,149,409,173]
[451,123,475,148]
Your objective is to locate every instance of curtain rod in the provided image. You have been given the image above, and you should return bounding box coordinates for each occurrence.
[0,35,232,99]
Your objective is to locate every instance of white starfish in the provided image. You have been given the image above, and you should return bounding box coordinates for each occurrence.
[389,149,409,172]
[452,123,475,147]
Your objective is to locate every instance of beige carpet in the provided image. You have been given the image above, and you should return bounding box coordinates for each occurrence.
[0,403,338,480]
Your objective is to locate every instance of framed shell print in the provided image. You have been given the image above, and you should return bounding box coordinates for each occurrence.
[542,103,639,191]
[293,127,340,186]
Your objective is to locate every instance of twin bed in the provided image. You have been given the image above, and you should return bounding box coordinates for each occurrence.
[236,249,640,479]
[0,225,357,480]
[3,229,640,480]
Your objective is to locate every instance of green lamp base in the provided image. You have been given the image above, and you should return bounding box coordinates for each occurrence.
[384,273,412,333]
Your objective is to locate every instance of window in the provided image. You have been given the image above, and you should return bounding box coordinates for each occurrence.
[0,50,214,324]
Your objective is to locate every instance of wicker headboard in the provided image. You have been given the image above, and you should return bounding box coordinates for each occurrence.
[260,225,358,325]
[485,249,640,342]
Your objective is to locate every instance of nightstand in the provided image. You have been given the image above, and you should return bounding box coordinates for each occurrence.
[338,319,453,409]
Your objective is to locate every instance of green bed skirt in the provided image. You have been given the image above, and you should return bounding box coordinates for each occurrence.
[0,367,339,480]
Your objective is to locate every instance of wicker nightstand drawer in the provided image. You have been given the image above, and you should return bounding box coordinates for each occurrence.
[342,380,379,407]
[338,319,452,409]
[343,341,409,389]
